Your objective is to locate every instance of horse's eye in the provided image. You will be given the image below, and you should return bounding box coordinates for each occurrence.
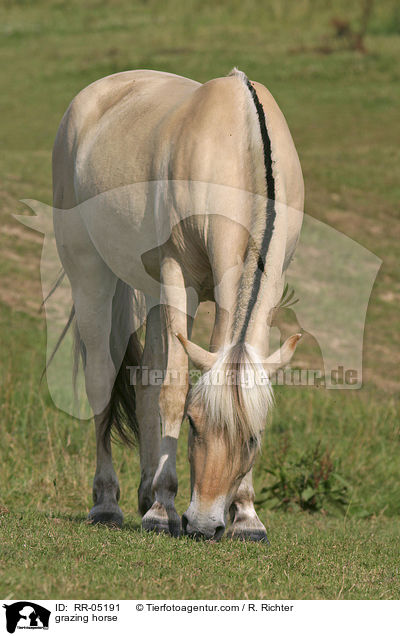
[248,436,258,448]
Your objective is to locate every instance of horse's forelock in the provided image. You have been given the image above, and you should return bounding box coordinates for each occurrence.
[190,341,273,450]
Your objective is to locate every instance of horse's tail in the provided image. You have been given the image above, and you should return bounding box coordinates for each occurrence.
[73,278,143,447]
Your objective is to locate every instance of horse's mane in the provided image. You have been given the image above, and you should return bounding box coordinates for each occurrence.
[188,69,281,448]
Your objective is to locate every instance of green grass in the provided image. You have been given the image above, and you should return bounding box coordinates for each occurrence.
[0,308,399,598]
[0,0,399,599]
[0,353,399,600]
[2,511,399,599]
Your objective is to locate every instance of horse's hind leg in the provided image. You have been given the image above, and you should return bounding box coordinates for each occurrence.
[54,210,122,526]
[74,273,125,526]
[73,269,124,526]
[91,412,123,526]
[135,302,163,516]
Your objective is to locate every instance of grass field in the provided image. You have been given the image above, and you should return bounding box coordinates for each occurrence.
[0,0,399,600]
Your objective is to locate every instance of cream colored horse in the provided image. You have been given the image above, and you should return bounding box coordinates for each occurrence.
[52,68,303,540]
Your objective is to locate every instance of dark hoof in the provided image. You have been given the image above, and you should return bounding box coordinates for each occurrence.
[88,507,123,528]
[142,518,181,537]
[141,502,181,537]
[227,528,270,543]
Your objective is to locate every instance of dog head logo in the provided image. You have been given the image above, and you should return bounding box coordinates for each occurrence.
[2,602,50,633]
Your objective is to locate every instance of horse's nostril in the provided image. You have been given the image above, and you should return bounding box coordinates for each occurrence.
[213,525,225,541]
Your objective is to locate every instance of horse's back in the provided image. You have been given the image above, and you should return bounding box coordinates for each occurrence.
[52,69,303,293]
[54,69,302,206]
[53,70,200,202]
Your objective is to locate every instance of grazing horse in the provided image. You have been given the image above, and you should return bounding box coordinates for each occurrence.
[52,68,304,541]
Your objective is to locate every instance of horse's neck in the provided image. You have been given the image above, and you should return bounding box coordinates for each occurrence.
[209,269,279,359]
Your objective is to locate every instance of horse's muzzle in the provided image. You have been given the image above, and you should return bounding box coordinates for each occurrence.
[182,513,225,541]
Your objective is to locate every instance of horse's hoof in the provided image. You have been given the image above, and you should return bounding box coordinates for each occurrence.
[227,527,270,543]
[88,505,123,528]
[141,502,181,537]
[227,515,270,543]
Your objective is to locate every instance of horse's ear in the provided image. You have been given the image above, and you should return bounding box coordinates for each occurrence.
[263,333,302,373]
[175,333,217,372]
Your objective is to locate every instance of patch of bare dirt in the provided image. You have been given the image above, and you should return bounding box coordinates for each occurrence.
[2,223,43,245]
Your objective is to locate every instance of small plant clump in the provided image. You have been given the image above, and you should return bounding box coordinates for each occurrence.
[257,439,351,514]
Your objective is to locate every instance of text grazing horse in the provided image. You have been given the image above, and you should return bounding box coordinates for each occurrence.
[52,68,304,540]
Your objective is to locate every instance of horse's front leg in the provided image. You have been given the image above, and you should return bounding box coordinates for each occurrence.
[141,318,188,536]
[227,470,269,542]
[141,260,192,537]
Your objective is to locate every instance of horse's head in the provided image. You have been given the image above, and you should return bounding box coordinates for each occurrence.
[177,332,301,540]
